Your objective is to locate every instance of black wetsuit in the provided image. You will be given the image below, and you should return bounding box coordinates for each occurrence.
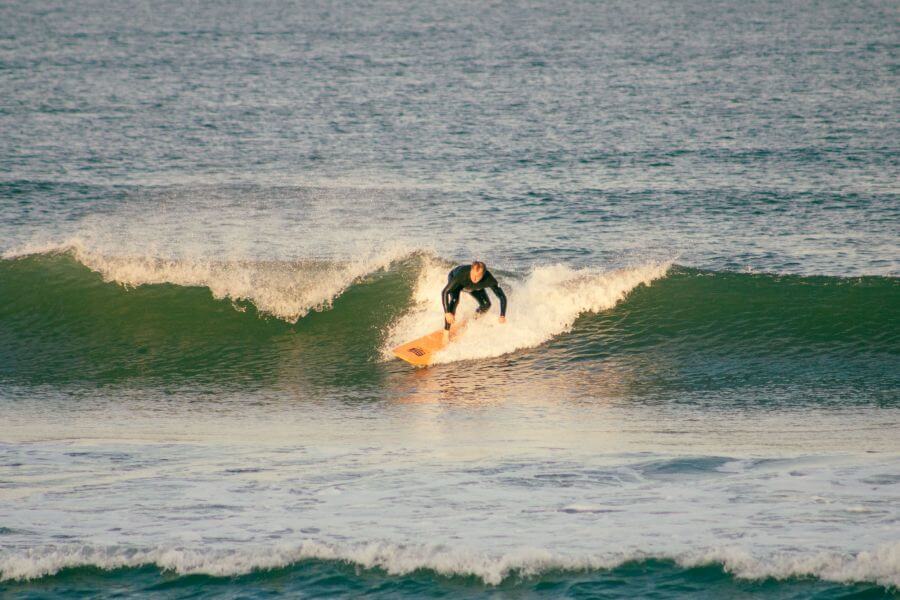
[442,265,507,330]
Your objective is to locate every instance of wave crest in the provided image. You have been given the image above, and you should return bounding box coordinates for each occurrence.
[2,541,898,588]
[4,239,414,322]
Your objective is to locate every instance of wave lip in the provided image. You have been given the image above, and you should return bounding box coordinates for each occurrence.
[2,541,898,588]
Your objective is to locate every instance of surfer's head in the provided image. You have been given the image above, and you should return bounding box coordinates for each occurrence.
[470,261,486,283]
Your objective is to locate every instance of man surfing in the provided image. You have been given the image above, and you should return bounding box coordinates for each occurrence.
[391,260,508,366]
[442,261,507,335]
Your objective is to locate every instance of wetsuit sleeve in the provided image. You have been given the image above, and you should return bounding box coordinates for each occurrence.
[490,284,507,317]
[442,278,459,314]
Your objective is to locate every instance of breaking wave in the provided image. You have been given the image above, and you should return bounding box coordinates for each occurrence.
[1,541,898,588]
[1,246,896,387]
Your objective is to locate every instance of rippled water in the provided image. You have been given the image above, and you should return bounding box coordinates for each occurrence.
[1,0,898,597]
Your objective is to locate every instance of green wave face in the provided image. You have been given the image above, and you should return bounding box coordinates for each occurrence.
[554,267,899,396]
[1,255,897,394]
[0,254,417,388]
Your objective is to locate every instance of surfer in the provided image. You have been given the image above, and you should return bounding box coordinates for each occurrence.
[442,261,507,331]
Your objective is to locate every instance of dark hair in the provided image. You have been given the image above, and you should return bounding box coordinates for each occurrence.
[472,261,486,271]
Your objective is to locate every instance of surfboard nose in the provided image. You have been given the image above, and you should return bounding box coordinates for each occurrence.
[392,320,468,367]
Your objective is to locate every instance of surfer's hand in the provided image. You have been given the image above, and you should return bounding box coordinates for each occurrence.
[444,312,455,325]
[499,316,506,324]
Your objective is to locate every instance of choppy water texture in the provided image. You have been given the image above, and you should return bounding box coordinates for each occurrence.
[1,0,899,598]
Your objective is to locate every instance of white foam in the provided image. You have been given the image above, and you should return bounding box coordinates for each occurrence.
[383,260,671,363]
[4,239,413,323]
[0,542,617,584]
[683,543,900,589]
[2,541,898,588]
[559,504,619,513]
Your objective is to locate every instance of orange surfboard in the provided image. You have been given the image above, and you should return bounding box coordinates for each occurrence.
[392,320,467,367]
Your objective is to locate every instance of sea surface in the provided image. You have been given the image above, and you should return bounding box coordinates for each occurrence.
[1,0,899,598]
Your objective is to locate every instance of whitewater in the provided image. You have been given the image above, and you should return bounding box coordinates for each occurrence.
[2,415,899,588]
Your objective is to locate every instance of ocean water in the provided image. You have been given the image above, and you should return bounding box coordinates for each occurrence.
[1,0,899,598]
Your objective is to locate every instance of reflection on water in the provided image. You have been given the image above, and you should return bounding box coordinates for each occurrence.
[4,381,899,458]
